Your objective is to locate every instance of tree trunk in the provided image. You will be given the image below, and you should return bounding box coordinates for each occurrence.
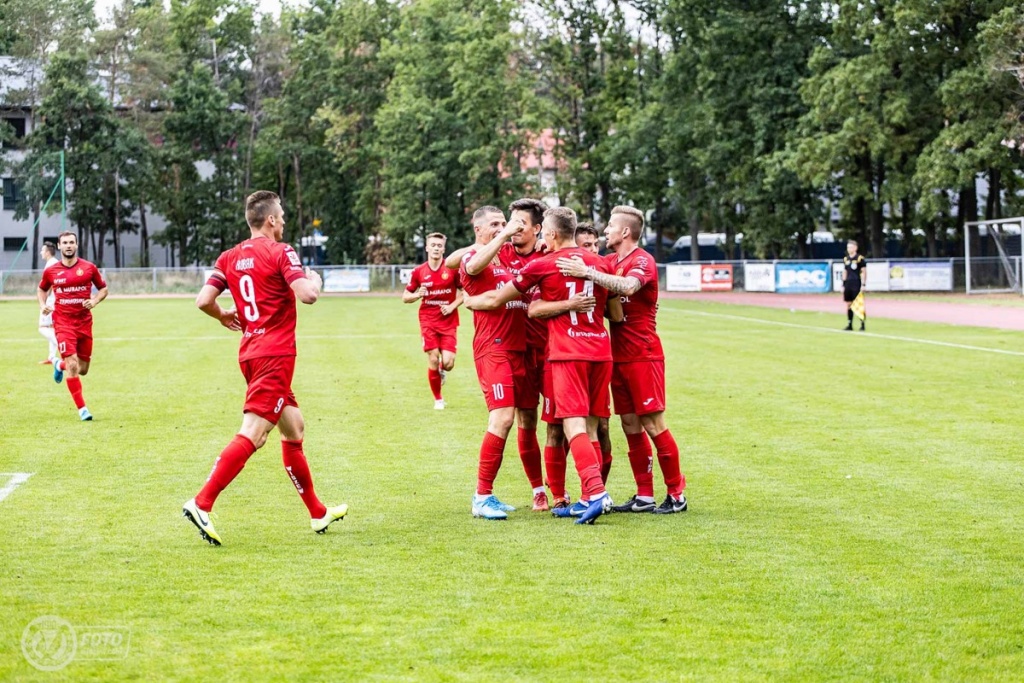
[139,201,149,268]
[870,161,885,258]
[688,192,700,262]
[30,202,40,270]
[292,153,303,247]
[653,194,665,262]
[853,196,867,250]
[900,197,913,257]
[925,220,938,258]
[113,173,122,268]
[960,180,978,259]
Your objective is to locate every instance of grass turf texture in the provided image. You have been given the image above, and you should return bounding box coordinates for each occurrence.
[1,296,1022,681]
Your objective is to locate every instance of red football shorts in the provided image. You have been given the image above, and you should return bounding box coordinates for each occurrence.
[541,359,561,425]
[611,360,666,416]
[240,355,298,424]
[549,360,612,420]
[55,320,93,362]
[421,325,458,353]
[518,345,544,411]
[474,350,530,412]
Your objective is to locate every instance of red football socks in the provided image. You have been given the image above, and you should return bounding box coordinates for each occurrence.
[652,429,686,497]
[428,369,443,400]
[543,444,567,499]
[282,439,327,519]
[517,428,544,489]
[195,434,257,512]
[626,431,655,498]
[568,433,604,500]
[66,376,86,409]
[477,431,506,495]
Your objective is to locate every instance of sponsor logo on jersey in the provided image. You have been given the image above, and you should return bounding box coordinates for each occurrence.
[286,249,302,266]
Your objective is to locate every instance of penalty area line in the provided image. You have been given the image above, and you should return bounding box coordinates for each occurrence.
[0,473,33,504]
[666,308,1024,357]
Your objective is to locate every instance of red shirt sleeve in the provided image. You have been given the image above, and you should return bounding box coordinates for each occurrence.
[91,264,107,289]
[207,252,229,291]
[626,252,654,287]
[278,244,306,286]
[406,266,420,293]
[39,267,52,291]
[512,258,545,293]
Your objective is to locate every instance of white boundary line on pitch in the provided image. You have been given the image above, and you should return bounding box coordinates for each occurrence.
[666,308,1024,357]
[0,334,416,344]
[0,473,33,504]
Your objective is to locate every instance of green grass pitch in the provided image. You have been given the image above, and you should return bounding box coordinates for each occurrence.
[1,296,1022,681]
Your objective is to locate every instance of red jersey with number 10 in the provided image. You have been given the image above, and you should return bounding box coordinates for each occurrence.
[38,258,107,329]
[606,247,663,362]
[208,237,307,362]
[513,247,612,362]
[406,261,460,330]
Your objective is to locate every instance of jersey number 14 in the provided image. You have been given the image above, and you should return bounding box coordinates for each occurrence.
[565,280,595,325]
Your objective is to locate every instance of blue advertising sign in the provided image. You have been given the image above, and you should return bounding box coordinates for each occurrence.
[775,262,831,293]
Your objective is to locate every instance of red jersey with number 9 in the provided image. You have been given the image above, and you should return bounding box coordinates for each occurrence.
[208,237,307,362]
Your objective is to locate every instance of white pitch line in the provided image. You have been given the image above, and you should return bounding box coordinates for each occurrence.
[0,473,33,504]
[0,334,416,344]
[666,308,1024,357]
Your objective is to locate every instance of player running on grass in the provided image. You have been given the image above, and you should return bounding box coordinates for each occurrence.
[182,190,347,546]
[37,231,108,421]
[466,207,619,525]
[403,232,463,410]
[557,205,688,515]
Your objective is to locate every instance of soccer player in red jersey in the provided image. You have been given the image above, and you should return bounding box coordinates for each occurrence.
[37,231,108,421]
[462,198,550,510]
[181,191,347,546]
[403,232,463,410]
[557,205,688,514]
[466,207,621,525]
[457,205,536,520]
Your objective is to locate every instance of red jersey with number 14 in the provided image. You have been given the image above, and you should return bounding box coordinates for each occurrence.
[513,247,612,362]
[406,261,460,330]
[38,258,107,329]
[207,237,307,362]
[606,248,663,362]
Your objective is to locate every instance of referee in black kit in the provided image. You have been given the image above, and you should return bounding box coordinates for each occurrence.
[842,239,866,331]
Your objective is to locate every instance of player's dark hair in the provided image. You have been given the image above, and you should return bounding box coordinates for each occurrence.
[544,207,577,241]
[611,205,644,241]
[245,190,281,228]
[472,205,503,226]
[42,241,57,256]
[575,222,599,240]
[57,231,77,244]
[508,198,547,227]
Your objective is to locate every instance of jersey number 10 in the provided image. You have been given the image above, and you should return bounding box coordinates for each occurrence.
[239,274,261,322]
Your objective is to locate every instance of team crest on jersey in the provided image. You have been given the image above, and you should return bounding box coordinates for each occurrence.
[76,268,84,276]
[442,271,449,280]
[616,268,624,276]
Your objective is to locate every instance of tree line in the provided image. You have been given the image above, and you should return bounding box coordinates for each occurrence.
[1,0,1023,269]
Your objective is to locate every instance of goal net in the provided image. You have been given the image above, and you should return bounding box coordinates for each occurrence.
[965,218,1023,294]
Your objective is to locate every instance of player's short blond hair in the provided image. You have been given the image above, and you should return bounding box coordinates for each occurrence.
[425,232,446,244]
[544,207,577,241]
[245,190,281,229]
[610,205,644,241]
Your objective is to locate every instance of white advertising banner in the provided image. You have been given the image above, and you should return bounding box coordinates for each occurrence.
[745,263,776,292]
[888,261,952,291]
[666,264,702,292]
[399,268,415,285]
[323,268,371,293]
[833,260,890,292]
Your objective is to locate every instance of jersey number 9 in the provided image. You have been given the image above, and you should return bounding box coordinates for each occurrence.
[239,274,261,323]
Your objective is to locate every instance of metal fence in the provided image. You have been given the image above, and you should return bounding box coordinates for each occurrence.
[1,257,1019,296]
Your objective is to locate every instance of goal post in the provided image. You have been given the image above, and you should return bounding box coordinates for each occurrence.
[965,217,1023,295]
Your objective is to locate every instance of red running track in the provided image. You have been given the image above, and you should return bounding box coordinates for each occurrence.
[666,292,1024,331]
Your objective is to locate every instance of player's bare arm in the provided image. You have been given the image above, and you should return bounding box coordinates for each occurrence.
[463,284,521,311]
[440,288,464,316]
[37,286,52,315]
[556,256,641,296]
[464,219,525,276]
[605,295,624,322]
[444,246,473,269]
[291,267,322,305]
[82,286,108,310]
[528,294,596,319]
[402,284,429,303]
[196,279,242,331]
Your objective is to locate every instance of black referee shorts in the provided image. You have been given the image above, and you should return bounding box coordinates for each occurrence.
[843,282,861,303]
